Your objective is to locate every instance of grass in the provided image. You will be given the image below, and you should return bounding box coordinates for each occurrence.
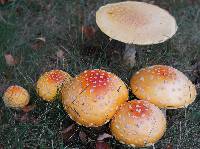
[0,0,200,148]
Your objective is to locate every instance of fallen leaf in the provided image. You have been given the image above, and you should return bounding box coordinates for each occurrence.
[22,104,36,113]
[14,113,38,124]
[79,131,88,144]
[96,141,110,149]
[166,144,173,149]
[60,124,78,142]
[0,144,4,149]
[4,53,17,66]
[31,41,44,50]
[188,0,197,4]
[56,50,64,59]
[0,0,8,5]
[97,133,112,141]
[81,25,96,39]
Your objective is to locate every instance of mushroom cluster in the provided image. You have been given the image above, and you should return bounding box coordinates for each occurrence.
[1,1,197,148]
[2,65,196,147]
[109,65,196,147]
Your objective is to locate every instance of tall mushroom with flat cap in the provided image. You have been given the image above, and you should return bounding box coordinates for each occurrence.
[130,65,197,112]
[96,1,177,68]
[61,69,128,127]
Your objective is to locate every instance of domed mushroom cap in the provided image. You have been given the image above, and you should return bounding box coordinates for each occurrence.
[96,1,177,45]
[36,69,72,101]
[3,85,30,108]
[62,69,128,127]
[130,65,197,109]
[110,100,166,147]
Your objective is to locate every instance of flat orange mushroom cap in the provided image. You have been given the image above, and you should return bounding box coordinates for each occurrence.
[96,1,177,45]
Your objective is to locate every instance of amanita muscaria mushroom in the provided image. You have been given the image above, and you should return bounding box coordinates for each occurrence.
[96,1,177,68]
[3,85,30,108]
[110,100,166,147]
[130,65,197,109]
[61,69,128,127]
[36,69,72,102]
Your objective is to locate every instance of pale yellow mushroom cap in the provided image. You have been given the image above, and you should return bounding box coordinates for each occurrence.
[130,65,197,109]
[3,85,30,108]
[61,69,128,127]
[96,1,177,45]
[110,100,166,147]
[36,69,72,102]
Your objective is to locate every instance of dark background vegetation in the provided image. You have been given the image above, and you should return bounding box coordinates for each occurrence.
[0,0,200,148]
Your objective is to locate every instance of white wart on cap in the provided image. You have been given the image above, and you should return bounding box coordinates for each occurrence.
[130,65,197,109]
[110,100,166,147]
[96,1,177,45]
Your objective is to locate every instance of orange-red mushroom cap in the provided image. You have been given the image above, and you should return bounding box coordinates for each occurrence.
[110,100,166,147]
[62,69,128,127]
[36,69,72,101]
[130,65,197,108]
[3,85,30,108]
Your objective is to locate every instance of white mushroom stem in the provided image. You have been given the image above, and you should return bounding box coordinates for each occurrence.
[161,109,166,117]
[123,44,136,69]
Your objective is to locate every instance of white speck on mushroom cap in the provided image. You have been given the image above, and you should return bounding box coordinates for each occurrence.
[78,69,116,95]
[140,77,144,81]
[47,70,67,83]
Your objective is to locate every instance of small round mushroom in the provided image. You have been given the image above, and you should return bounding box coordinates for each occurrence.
[36,69,72,101]
[96,1,177,68]
[130,65,197,109]
[61,69,128,127]
[110,100,166,147]
[3,85,30,108]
